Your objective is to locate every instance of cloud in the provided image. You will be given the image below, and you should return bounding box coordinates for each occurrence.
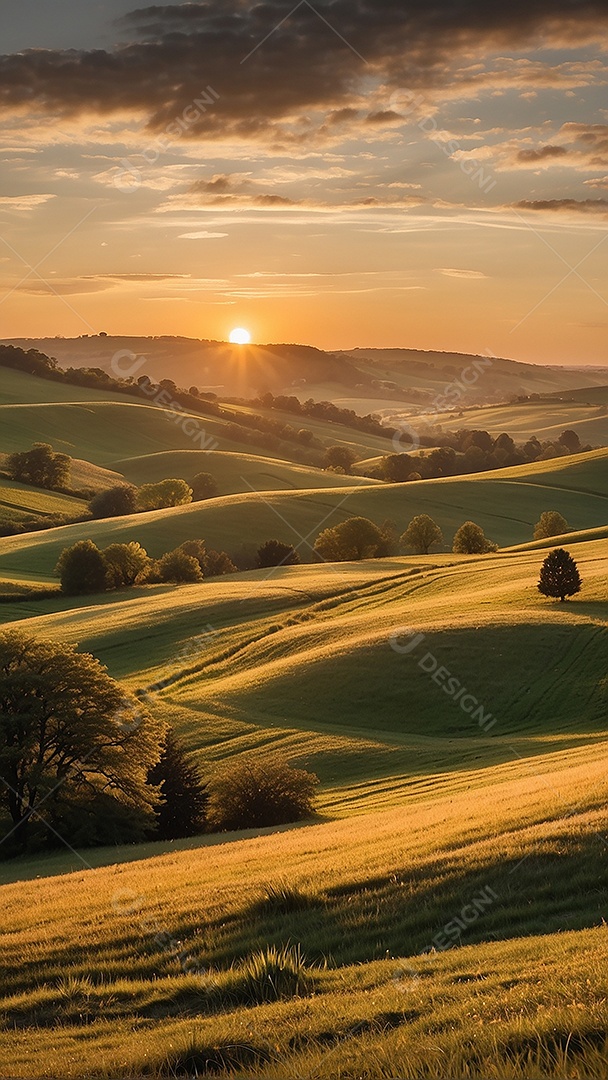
[0,0,606,150]
[178,230,228,239]
[0,194,55,211]
[516,144,569,163]
[436,267,488,278]
[514,198,608,214]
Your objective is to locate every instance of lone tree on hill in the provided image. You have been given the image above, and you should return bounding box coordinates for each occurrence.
[137,478,192,511]
[453,521,498,555]
[0,630,165,852]
[533,511,569,540]
[323,445,357,474]
[257,539,300,568]
[7,442,70,490]
[401,514,443,555]
[538,548,582,602]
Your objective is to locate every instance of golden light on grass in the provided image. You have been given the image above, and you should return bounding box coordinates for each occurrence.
[229,327,251,344]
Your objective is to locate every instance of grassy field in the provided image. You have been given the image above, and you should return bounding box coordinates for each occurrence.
[1,363,607,1078]
[115,449,380,494]
[0,448,605,585]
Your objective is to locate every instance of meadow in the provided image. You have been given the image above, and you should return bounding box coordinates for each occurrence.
[0,359,607,1078]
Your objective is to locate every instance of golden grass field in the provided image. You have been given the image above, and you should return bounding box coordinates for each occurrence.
[0,367,606,1077]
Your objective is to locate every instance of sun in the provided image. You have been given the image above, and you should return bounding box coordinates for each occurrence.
[229,327,251,345]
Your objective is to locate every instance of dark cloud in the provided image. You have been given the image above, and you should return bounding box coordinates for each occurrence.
[0,1,606,146]
[517,145,569,162]
[515,198,608,213]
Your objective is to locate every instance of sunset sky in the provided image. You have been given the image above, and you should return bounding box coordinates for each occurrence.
[0,0,606,364]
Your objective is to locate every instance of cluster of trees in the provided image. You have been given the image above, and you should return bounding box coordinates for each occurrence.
[89,473,220,519]
[310,508,572,562]
[0,630,317,855]
[6,442,71,491]
[253,391,397,442]
[379,428,590,483]
[56,538,237,595]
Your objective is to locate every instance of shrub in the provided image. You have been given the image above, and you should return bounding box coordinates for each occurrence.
[103,542,151,588]
[538,548,582,602]
[7,442,70,490]
[533,510,569,540]
[156,549,203,584]
[89,484,138,519]
[314,516,387,562]
[452,521,498,554]
[401,514,443,554]
[175,539,206,573]
[55,539,108,595]
[204,549,238,576]
[136,478,192,511]
[190,472,219,500]
[147,730,208,839]
[206,756,318,831]
[323,445,357,474]
[257,539,301,568]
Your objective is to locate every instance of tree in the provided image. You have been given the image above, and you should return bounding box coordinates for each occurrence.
[257,540,300,568]
[401,514,443,554]
[190,472,219,501]
[89,484,138,519]
[558,429,581,454]
[323,445,357,474]
[55,540,109,595]
[7,443,70,490]
[206,756,318,832]
[176,539,206,573]
[103,542,151,588]
[315,516,375,561]
[452,521,498,555]
[314,516,386,562]
[146,730,208,839]
[380,453,415,483]
[533,511,569,541]
[538,548,582,602]
[156,549,203,583]
[0,630,164,852]
[137,479,193,511]
[204,549,238,577]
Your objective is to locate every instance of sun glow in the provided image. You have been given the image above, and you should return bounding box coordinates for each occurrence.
[229,327,251,344]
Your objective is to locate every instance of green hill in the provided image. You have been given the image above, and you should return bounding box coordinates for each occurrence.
[115,449,380,494]
[0,449,605,585]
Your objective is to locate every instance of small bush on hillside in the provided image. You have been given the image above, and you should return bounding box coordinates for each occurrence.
[452,521,498,554]
[191,472,219,501]
[401,514,443,554]
[538,548,582,602]
[146,730,208,839]
[533,510,569,540]
[156,549,203,584]
[254,880,317,915]
[7,442,70,490]
[323,445,357,474]
[206,756,318,831]
[55,539,109,595]
[89,484,138,519]
[230,944,316,1005]
[257,539,301,568]
[136,478,192,511]
[204,548,238,576]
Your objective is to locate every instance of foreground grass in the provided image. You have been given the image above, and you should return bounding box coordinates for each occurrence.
[1,749,608,1074]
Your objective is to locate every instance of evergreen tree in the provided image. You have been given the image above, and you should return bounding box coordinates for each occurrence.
[147,730,208,839]
[538,548,582,602]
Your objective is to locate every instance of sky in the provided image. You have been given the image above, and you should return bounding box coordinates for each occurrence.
[0,0,606,364]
